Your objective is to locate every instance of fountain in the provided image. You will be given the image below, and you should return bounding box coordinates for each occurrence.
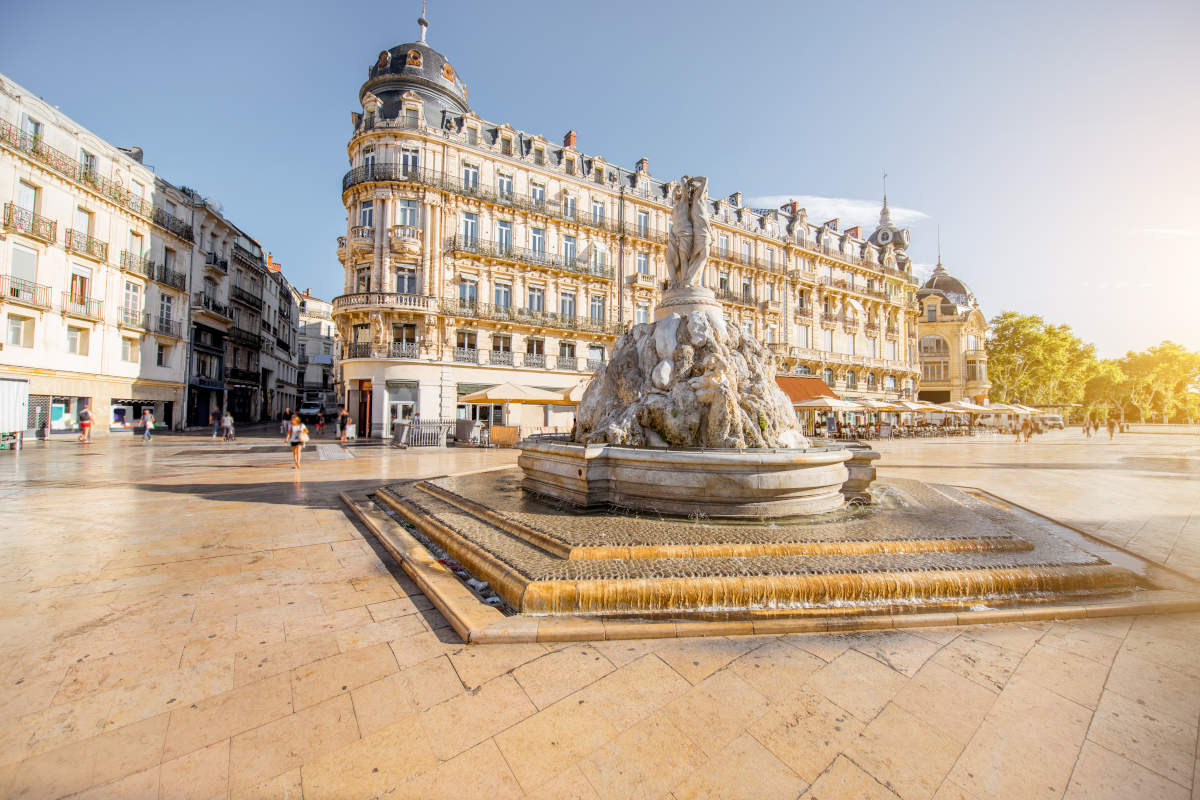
[342,175,1200,643]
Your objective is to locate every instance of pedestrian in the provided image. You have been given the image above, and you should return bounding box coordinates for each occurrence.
[1106,417,1117,440]
[222,411,235,441]
[1013,420,1021,442]
[1082,417,1091,438]
[316,411,325,437]
[285,413,308,469]
[1021,417,1033,443]
[337,405,350,444]
[210,409,220,439]
[280,407,291,436]
[141,408,155,442]
[77,403,93,443]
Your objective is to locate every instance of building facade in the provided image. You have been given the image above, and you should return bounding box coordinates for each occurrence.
[0,74,194,435]
[297,289,337,412]
[260,257,300,421]
[915,262,991,403]
[332,22,922,438]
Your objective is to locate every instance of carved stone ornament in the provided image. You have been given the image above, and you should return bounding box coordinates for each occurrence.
[376,51,390,71]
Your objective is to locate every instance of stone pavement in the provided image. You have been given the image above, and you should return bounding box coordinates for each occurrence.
[0,429,1196,799]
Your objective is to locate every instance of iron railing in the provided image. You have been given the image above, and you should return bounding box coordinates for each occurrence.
[714,287,756,306]
[64,229,108,261]
[524,352,546,368]
[490,349,514,365]
[60,293,102,321]
[120,250,155,279]
[454,347,479,363]
[230,284,263,310]
[3,203,56,243]
[227,326,261,349]
[192,292,231,319]
[275,336,290,353]
[151,316,183,338]
[0,275,52,309]
[203,251,229,273]
[151,207,193,242]
[439,298,627,336]
[225,366,260,384]
[155,265,187,291]
[345,342,372,359]
[445,235,614,280]
[231,243,262,268]
[117,306,149,328]
[388,341,420,358]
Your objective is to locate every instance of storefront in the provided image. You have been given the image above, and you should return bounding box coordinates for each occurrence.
[110,399,175,432]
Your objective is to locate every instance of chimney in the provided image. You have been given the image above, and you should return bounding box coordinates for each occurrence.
[635,157,649,174]
[563,129,577,148]
[728,192,742,207]
[119,146,144,163]
[781,200,799,214]
[844,225,861,238]
[823,218,839,231]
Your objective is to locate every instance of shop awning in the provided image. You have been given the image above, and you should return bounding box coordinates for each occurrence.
[775,376,839,404]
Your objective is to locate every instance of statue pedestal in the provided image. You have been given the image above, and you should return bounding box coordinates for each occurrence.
[655,286,725,333]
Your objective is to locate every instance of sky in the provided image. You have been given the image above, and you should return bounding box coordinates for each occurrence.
[3,0,1198,358]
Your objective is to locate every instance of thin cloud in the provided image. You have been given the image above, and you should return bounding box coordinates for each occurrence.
[746,194,928,227]
[1142,227,1198,239]
[911,262,936,282]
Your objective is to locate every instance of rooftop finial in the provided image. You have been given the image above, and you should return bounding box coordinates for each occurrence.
[418,0,428,42]
[879,170,892,227]
[936,225,943,269]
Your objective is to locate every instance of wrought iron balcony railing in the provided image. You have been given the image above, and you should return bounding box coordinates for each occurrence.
[117,306,149,329]
[64,229,108,261]
[225,366,260,384]
[3,203,56,243]
[230,284,263,310]
[61,292,102,321]
[714,287,756,306]
[0,275,52,309]
[388,341,420,359]
[120,250,155,279]
[275,336,290,353]
[151,207,193,242]
[227,326,261,349]
[454,347,479,364]
[231,243,262,269]
[445,235,613,280]
[203,251,229,273]
[192,292,231,319]
[151,316,183,338]
[440,298,627,336]
[155,265,187,291]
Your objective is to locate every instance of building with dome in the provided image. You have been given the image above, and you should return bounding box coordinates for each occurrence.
[915,259,990,403]
[332,15,922,437]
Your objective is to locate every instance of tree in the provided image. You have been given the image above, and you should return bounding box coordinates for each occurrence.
[1083,361,1127,421]
[1117,342,1200,423]
[986,312,1097,407]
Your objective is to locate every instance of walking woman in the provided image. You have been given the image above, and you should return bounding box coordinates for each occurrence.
[285,413,309,469]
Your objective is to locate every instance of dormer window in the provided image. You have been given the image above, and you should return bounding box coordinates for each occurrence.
[593,167,604,184]
[565,157,576,175]
[442,63,456,82]
[466,126,478,145]
[407,50,422,67]
[501,137,513,156]
[533,148,545,165]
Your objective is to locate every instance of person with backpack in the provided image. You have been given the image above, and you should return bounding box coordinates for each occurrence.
[77,403,93,443]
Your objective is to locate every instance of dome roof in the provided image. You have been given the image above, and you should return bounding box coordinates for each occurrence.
[361,29,470,125]
[917,264,976,307]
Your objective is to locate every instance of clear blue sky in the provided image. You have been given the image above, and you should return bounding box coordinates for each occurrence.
[4,0,1197,357]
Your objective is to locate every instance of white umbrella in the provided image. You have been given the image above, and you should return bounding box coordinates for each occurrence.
[458,382,566,404]
[793,396,866,411]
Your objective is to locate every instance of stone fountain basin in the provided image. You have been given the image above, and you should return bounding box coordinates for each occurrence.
[517,439,852,518]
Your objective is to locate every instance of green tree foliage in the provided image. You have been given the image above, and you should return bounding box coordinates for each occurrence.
[986,312,1097,405]
[1114,342,1200,423]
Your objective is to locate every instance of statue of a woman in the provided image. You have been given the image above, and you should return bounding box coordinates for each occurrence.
[667,175,710,289]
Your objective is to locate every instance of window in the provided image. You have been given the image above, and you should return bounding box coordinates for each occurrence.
[560,292,576,317]
[636,252,648,274]
[69,265,91,303]
[526,228,543,255]
[885,375,896,391]
[719,272,730,290]
[719,234,729,256]
[795,324,809,348]
[533,148,545,165]
[559,341,576,359]
[461,212,478,242]
[401,147,419,174]
[159,294,174,321]
[79,150,96,181]
[922,362,948,382]
[10,243,37,287]
[459,280,477,304]
[496,220,512,251]
[497,173,513,198]
[359,201,374,228]
[741,279,752,301]
[362,146,376,170]
[636,303,649,324]
[531,182,546,206]
[823,368,835,385]
[6,314,33,347]
[589,295,605,321]
[396,199,419,227]
[17,181,36,214]
[636,210,649,237]
[128,232,144,259]
[123,281,142,311]
[766,325,776,343]
[846,372,857,389]
[456,330,477,350]
[462,163,479,189]
[528,286,545,311]
[592,245,607,268]
[526,337,544,355]
[20,114,42,141]
[563,235,577,262]
[466,127,478,145]
[824,329,834,351]
[741,242,751,263]
[742,320,752,338]
[493,282,512,308]
[926,304,937,322]
[165,201,176,218]
[491,333,511,353]
[395,267,417,294]
[393,323,417,344]
[920,336,949,356]
[867,373,877,389]
[588,344,605,363]
[501,137,513,156]
[355,266,370,292]
[847,335,855,356]
[888,340,897,360]
[868,337,877,358]
[565,157,576,175]
[121,337,140,363]
[590,200,605,224]
[156,344,169,367]
[563,195,576,218]
[765,249,775,270]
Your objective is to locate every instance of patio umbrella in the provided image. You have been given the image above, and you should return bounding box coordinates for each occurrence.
[793,396,866,411]
[860,399,903,411]
[560,379,591,404]
[458,382,566,404]
[944,400,991,413]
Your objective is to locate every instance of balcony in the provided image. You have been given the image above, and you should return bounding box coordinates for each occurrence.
[336,236,347,261]
[389,224,422,256]
[587,358,606,372]
[203,251,228,274]
[276,336,290,353]
[0,275,52,309]
[117,306,149,329]
[192,292,231,321]
[65,229,108,261]
[231,243,262,269]
[228,326,262,349]
[345,342,373,359]
[524,352,546,368]
[60,293,102,321]
[225,366,260,385]
[966,348,988,359]
[489,349,514,366]
[454,346,479,364]
[349,226,374,254]
[886,325,900,337]
[332,292,434,313]
[388,341,421,359]
[230,284,264,311]
[440,298,627,336]
[151,207,194,242]
[620,220,668,244]
[714,287,755,307]
[446,235,614,280]
[760,299,782,313]
[709,245,785,276]
[154,265,187,291]
[628,271,656,289]
[793,307,812,321]
[120,250,155,279]
[3,203,56,243]
[150,316,183,339]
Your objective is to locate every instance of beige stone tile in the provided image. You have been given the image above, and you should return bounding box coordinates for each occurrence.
[57,645,183,705]
[445,642,548,690]
[798,755,899,800]
[521,764,600,800]
[728,638,826,703]
[579,711,706,800]
[228,767,301,800]
[1120,615,1200,679]
[388,629,460,669]
[892,661,997,745]
[931,634,1022,693]
[960,622,1048,655]
[574,654,692,731]
[1087,688,1196,787]
[162,671,292,761]
[1015,642,1110,709]
[1038,619,1125,664]
[512,644,614,709]
[387,738,524,800]
[587,636,666,667]
[930,779,986,800]
[159,738,229,800]
[788,632,858,662]
[1104,649,1200,726]
[804,648,907,722]
[283,606,371,640]
[232,633,339,687]
[748,690,864,783]
[947,675,1091,800]
[849,630,944,677]
[493,686,619,792]
[660,667,772,759]
[333,614,425,651]
[289,641,397,710]
[846,702,962,800]
[654,636,761,685]
[69,764,160,800]
[20,686,116,759]
[7,712,169,800]
[351,654,462,735]
[104,657,236,729]
[1064,740,1189,800]
[299,712,436,800]
[418,673,536,761]
[671,731,807,800]
[228,693,359,792]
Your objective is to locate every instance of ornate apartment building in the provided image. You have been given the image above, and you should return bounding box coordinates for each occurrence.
[297,289,337,412]
[333,19,922,437]
[915,261,991,404]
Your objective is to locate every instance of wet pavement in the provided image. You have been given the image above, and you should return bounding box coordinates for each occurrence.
[0,427,1197,799]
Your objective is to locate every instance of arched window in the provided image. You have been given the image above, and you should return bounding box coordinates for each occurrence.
[884,375,897,391]
[846,371,857,389]
[823,368,835,385]
[867,373,877,389]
